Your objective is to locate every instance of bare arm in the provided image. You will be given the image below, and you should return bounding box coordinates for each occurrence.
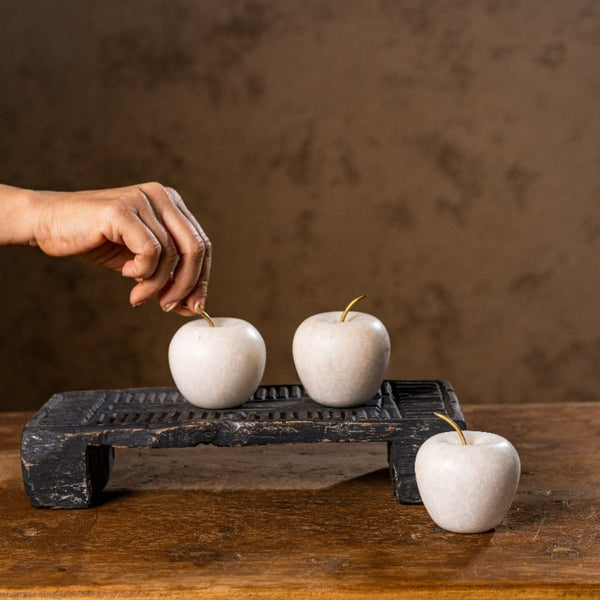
[0,184,39,247]
[0,182,212,316]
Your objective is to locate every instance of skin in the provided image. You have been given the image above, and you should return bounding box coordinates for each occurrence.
[0,182,212,316]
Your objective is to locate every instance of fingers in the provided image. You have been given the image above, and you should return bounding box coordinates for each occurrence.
[115,198,178,308]
[119,213,175,283]
[125,183,211,313]
[160,186,212,313]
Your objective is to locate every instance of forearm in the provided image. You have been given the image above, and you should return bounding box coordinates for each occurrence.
[0,184,40,247]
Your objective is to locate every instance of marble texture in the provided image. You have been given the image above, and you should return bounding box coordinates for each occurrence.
[415,430,521,534]
[169,317,266,409]
[0,1,599,409]
[292,310,391,407]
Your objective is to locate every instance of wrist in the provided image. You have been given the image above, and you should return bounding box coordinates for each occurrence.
[0,184,42,247]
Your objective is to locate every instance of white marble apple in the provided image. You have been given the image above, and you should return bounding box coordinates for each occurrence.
[168,312,266,409]
[292,295,391,408]
[415,413,521,534]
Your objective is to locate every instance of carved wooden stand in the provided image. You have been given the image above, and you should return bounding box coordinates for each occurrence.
[20,380,465,509]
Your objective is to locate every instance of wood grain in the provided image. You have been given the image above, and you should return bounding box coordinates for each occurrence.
[1,403,599,599]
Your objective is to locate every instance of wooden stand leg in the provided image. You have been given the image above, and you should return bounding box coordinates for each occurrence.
[388,440,422,504]
[87,444,115,502]
[21,431,113,509]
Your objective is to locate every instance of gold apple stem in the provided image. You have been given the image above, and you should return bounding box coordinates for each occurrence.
[340,294,367,322]
[434,412,467,445]
[200,311,215,327]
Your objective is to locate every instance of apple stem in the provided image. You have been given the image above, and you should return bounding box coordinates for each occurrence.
[340,294,367,322]
[200,311,215,327]
[434,412,467,445]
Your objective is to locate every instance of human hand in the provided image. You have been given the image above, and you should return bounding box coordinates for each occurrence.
[31,182,212,316]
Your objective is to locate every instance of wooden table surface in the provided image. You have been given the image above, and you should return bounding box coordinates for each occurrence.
[0,402,599,599]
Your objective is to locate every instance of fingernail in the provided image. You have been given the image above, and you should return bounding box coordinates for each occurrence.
[193,300,205,314]
[132,301,147,308]
[163,301,178,313]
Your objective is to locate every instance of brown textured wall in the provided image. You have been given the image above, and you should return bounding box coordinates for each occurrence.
[1,0,599,411]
